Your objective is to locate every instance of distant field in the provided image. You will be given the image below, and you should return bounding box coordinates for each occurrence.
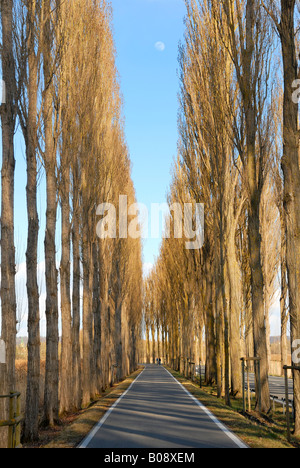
[15,359,45,415]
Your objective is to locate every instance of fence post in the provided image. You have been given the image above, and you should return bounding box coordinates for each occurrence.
[16,393,21,448]
[257,360,262,413]
[199,358,202,388]
[283,366,291,442]
[246,364,251,412]
[0,392,22,448]
[282,365,300,442]
[8,392,14,449]
[241,358,245,414]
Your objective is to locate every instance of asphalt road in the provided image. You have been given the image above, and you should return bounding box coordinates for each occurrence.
[79,364,247,449]
[243,372,294,402]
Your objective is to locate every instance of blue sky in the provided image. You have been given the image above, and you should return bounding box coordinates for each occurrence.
[110,0,186,270]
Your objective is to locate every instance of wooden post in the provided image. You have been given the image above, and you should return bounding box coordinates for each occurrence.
[16,393,21,448]
[8,393,14,449]
[282,365,300,442]
[199,358,202,388]
[0,392,22,448]
[241,357,261,413]
[257,360,262,413]
[241,358,245,414]
[0,342,7,449]
[247,364,251,412]
[283,366,291,442]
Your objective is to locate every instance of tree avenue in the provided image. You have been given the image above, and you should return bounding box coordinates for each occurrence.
[0,0,299,447]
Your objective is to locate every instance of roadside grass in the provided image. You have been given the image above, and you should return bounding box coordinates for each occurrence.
[166,367,299,449]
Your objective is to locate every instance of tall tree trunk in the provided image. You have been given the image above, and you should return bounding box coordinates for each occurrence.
[219,184,230,405]
[115,294,123,382]
[265,291,271,369]
[279,0,300,436]
[42,0,59,425]
[81,229,93,407]
[248,187,270,412]
[226,230,242,397]
[280,211,289,374]
[93,242,102,394]
[151,322,155,364]
[72,190,81,410]
[215,270,224,399]
[100,271,110,390]
[146,322,150,363]
[60,165,73,413]
[243,0,270,413]
[113,258,123,382]
[204,261,217,384]
[23,0,40,441]
[43,162,59,425]
[0,0,17,448]
[89,238,97,396]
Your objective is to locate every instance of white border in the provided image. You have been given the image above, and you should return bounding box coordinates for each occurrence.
[78,367,146,448]
[164,367,249,449]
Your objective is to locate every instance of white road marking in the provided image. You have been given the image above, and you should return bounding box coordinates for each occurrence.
[164,367,249,449]
[78,368,146,448]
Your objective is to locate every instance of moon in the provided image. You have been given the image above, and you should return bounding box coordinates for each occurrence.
[155,41,165,52]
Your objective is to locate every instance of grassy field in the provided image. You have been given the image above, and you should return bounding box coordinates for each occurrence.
[15,359,45,416]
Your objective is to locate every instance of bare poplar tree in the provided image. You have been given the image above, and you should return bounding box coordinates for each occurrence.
[16,0,41,441]
[41,0,60,426]
[217,0,272,412]
[0,0,17,447]
[262,0,300,435]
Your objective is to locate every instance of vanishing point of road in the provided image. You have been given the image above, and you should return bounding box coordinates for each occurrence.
[79,364,248,449]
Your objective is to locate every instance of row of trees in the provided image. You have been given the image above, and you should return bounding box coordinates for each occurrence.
[144,0,300,436]
[0,0,143,444]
